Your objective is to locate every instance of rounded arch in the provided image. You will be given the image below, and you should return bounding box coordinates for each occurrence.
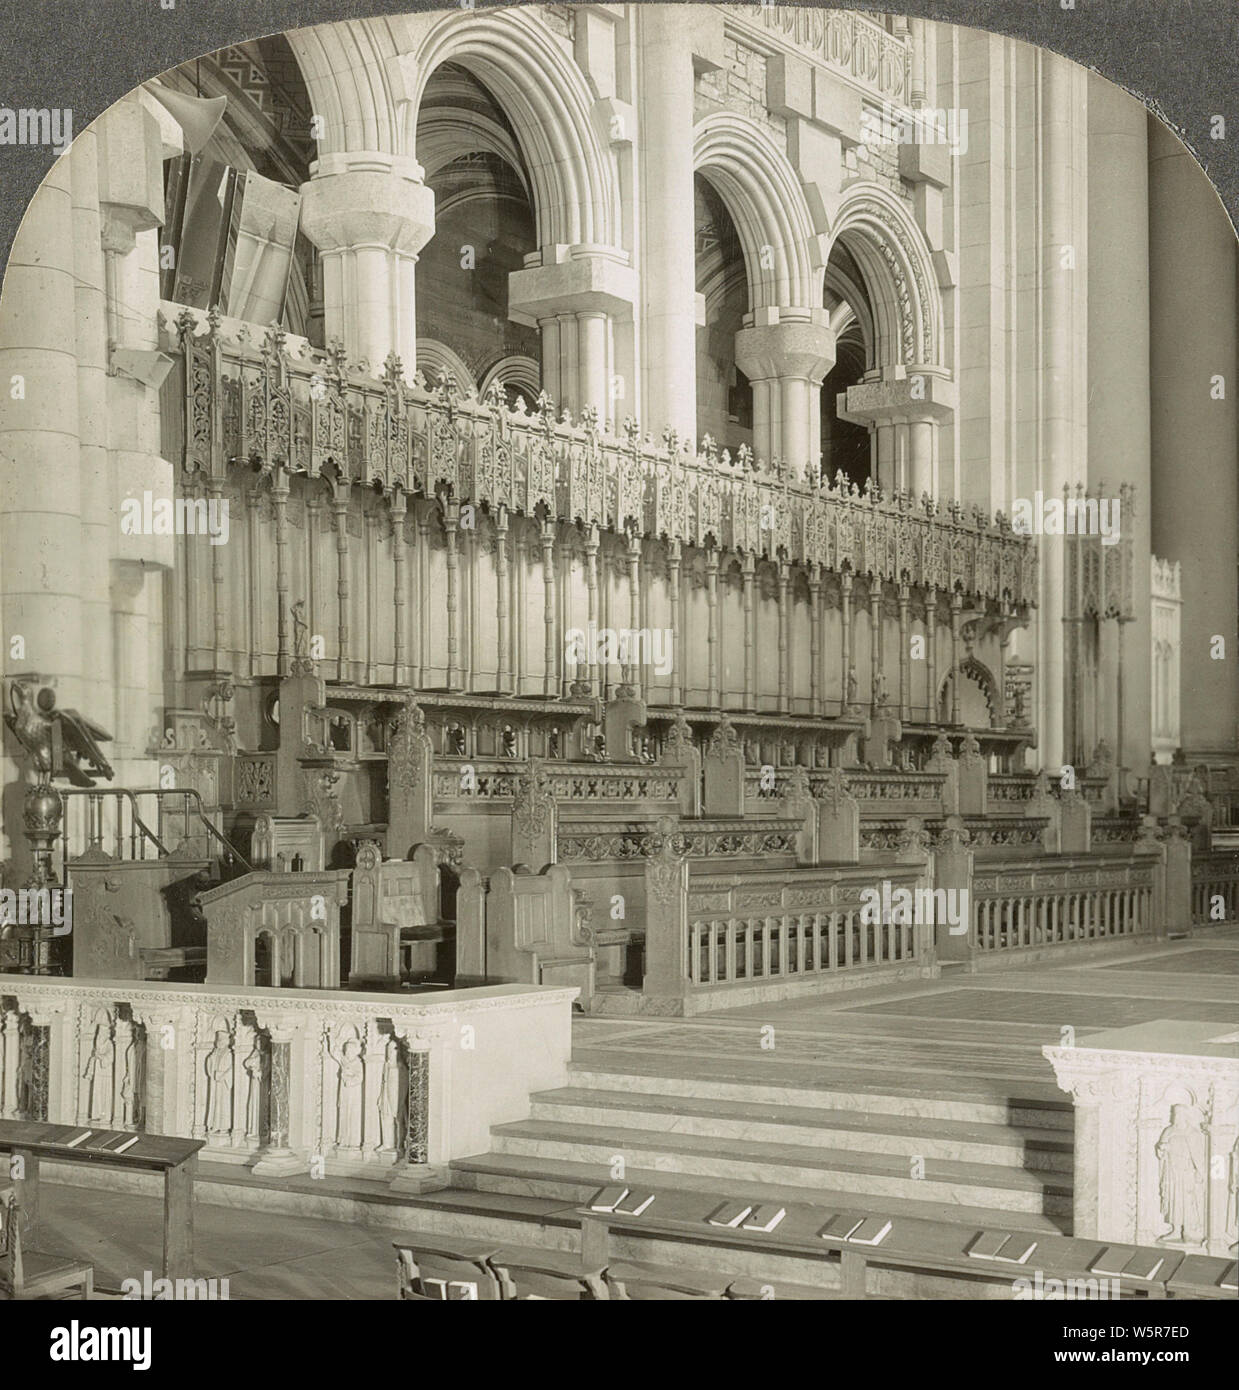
[416,338,475,394]
[286,20,405,161]
[694,112,823,312]
[827,183,943,368]
[401,9,619,248]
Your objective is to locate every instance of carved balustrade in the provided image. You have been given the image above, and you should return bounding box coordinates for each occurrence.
[643,848,931,1009]
[172,311,1036,610]
[0,975,575,1186]
[1191,850,1239,925]
[970,853,1159,954]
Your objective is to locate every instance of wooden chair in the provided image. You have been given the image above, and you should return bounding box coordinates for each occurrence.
[0,1186,93,1300]
[393,1236,504,1301]
[490,1246,608,1300]
[603,1260,730,1300]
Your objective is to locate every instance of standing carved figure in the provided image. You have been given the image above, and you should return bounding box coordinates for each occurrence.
[83,1024,113,1123]
[243,1041,267,1139]
[325,1030,364,1148]
[1155,1104,1207,1244]
[377,1038,401,1152]
[204,1030,234,1135]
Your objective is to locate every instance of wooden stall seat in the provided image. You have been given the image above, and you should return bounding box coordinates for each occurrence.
[603,1259,731,1300]
[393,1236,504,1301]
[490,1246,607,1300]
[0,1187,93,1300]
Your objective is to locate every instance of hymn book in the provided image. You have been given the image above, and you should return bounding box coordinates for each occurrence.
[708,1202,753,1228]
[967,1231,1037,1265]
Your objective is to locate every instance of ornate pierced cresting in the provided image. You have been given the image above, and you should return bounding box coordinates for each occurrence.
[171,312,1036,609]
[724,6,911,106]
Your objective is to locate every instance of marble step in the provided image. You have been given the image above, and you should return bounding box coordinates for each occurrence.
[566,1060,1073,1132]
[528,1088,1073,1173]
[485,1118,1073,1215]
[450,1151,1071,1234]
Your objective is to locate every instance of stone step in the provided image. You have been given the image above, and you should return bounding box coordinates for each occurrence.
[528,1087,1073,1173]
[566,1060,1073,1132]
[485,1119,1072,1216]
[450,1151,1071,1235]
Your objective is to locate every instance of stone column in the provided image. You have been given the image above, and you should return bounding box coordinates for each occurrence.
[1038,53,1089,772]
[251,1021,303,1176]
[837,374,956,496]
[331,479,351,681]
[1149,116,1239,763]
[540,520,557,698]
[625,531,643,692]
[808,564,823,716]
[508,248,636,422]
[777,562,790,714]
[636,5,698,438]
[898,584,912,719]
[583,524,600,697]
[734,315,835,481]
[443,502,461,691]
[667,541,683,706]
[298,164,435,375]
[840,571,855,711]
[705,550,720,708]
[1089,76,1151,798]
[742,554,756,711]
[389,490,407,684]
[0,157,82,862]
[495,507,511,695]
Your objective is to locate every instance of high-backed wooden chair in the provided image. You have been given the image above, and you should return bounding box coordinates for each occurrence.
[490,1247,607,1300]
[603,1260,730,1300]
[0,1186,93,1300]
[393,1236,504,1301]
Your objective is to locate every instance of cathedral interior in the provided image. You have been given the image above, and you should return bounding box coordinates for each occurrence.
[0,3,1235,1305]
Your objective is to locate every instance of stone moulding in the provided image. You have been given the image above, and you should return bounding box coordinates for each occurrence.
[168,310,1036,610]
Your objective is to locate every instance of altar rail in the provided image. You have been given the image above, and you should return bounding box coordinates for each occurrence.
[1192,850,1239,925]
[970,854,1157,955]
[643,856,929,1012]
[747,767,949,818]
[172,312,1036,607]
[0,976,574,1182]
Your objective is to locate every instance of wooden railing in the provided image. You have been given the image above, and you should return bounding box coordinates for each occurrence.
[433,759,689,811]
[971,854,1156,954]
[1192,849,1239,924]
[0,975,574,1180]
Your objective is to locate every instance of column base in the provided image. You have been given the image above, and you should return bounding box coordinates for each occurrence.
[389,1163,450,1196]
[251,1146,307,1177]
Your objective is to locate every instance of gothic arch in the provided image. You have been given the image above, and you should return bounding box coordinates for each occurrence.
[400,9,620,249]
[416,338,476,394]
[827,183,943,368]
[694,112,824,313]
[939,655,1001,727]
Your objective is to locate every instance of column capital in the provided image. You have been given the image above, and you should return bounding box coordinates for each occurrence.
[508,244,637,326]
[734,316,835,385]
[298,168,435,257]
[838,369,957,426]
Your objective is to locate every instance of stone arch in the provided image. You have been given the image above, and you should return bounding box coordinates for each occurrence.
[694,112,824,312]
[827,183,943,368]
[416,337,476,394]
[286,21,407,162]
[400,9,620,249]
[939,655,1001,728]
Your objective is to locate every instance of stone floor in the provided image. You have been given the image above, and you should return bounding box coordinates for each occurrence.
[28,927,1238,1298]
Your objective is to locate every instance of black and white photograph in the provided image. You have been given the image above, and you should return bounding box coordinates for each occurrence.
[0,0,1235,1340]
